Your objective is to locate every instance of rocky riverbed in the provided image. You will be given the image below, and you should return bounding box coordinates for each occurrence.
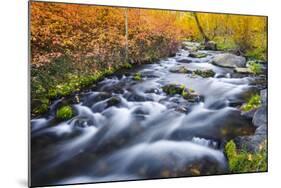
[30,41,267,186]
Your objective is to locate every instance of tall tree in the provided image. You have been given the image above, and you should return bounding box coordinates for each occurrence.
[193,12,209,43]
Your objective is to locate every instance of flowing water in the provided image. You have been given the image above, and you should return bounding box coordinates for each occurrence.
[31,42,258,186]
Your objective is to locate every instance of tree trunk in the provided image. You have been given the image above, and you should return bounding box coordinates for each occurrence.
[193,12,209,44]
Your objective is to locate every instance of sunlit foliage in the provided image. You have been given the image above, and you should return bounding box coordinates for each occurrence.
[225,140,267,173]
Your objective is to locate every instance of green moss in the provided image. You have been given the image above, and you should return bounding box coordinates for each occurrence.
[193,69,215,78]
[248,61,263,75]
[241,94,261,111]
[225,140,267,173]
[56,105,74,120]
[133,72,142,81]
[162,84,185,95]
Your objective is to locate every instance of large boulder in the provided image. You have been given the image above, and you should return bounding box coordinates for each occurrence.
[252,106,267,128]
[234,131,267,153]
[212,53,246,68]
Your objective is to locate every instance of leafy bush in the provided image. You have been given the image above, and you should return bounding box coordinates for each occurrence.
[225,140,267,173]
[248,61,263,75]
[241,94,261,111]
[56,105,74,120]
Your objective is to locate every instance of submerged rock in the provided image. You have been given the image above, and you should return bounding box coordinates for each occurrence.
[83,92,112,106]
[107,96,122,107]
[212,53,246,68]
[177,58,192,63]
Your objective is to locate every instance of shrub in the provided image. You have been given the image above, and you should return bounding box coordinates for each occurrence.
[225,140,267,173]
[248,61,263,75]
[56,105,74,120]
[241,94,261,111]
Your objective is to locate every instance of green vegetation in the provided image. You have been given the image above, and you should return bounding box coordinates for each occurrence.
[225,140,267,173]
[162,84,186,95]
[162,84,198,101]
[245,48,267,61]
[133,72,142,81]
[241,94,261,111]
[193,69,215,78]
[215,37,237,51]
[56,105,74,120]
[32,98,50,114]
[248,61,263,75]
[123,62,133,69]
[31,56,120,115]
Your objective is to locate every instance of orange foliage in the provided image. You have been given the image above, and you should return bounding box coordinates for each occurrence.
[30,2,187,68]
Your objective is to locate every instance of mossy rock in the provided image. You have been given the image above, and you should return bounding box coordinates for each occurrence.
[107,96,122,107]
[56,105,74,120]
[193,69,215,78]
[182,88,199,102]
[162,84,199,102]
[162,84,185,95]
[189,52,207,58]
[133,72,142,81]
